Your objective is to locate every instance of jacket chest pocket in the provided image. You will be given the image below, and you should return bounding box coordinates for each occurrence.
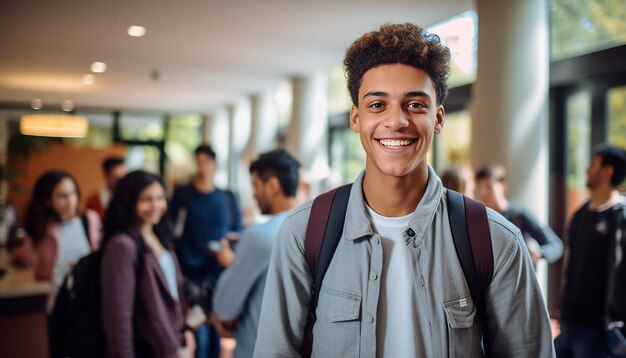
[443,296,481,357]
[312,286,361,358]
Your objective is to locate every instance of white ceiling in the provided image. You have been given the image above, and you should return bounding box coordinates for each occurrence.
[0,0,471,113]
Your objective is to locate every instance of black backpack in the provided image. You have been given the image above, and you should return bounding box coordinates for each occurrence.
[49,230,144,358]
[301,184,494,357]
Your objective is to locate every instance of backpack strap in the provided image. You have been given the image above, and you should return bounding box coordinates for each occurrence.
[224,189,240,231]
[447,189,493,356]
[173,185,194,238]
[302,183,352,356]
[80,213,91,248]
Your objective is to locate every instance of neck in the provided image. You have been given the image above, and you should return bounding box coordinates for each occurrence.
[589,185,617,210]
[194,175,214,192]
[269,197,298,215]
[362,167,429,217]
[495,197,510,212]
[140,223,154,238]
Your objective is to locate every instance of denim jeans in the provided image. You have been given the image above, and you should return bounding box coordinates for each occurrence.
[195,323,221,358]
[555,322,607,358]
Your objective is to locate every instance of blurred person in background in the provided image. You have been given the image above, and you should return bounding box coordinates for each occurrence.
[169,144,243,358]
[555,145,626,357]
[211,149,301,358]
[440,164,475,198]
[101,170,187,358]
[474,164,563,265]
[10,170,101,310]
[86,156,126,220]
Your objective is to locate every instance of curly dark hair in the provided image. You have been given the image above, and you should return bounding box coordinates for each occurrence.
[344,23,451,106]
[24,170,81,243]
[102,170,173,248]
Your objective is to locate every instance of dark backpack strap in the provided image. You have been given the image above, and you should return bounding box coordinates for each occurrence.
[447,189,493,356]
[302,183,352,357]
[80,213,91,248]
[224,189,240,231]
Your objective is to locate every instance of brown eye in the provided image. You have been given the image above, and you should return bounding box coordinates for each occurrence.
[408,102,425,109]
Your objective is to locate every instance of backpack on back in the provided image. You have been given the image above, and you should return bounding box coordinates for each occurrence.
[302,184,493,357]
[49,235,144,358]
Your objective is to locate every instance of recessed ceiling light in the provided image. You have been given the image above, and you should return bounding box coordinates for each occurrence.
[91,61,107,73]
[31,98,43,110]
[127,25,146,37]
[62,99,74,112]
[82,74,95,85]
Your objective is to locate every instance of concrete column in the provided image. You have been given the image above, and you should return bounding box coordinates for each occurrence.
[247,92,279,160]
[206,108,230,189]
[225,100,251,192]
[471,0,549,221]
[286,73,330,195]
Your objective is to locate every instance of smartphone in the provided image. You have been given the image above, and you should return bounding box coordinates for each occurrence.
[207,241,222,253]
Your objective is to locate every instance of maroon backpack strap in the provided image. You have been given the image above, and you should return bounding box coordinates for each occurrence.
[464,196,494,290]
[302,187,340,357]
[304,187,339,275]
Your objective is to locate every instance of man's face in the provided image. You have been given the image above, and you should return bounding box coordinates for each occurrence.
[196,152,216,179]
[105,164,126,191]
[349,64,444,179]
[474,177,506,210]
[586,155,607,189]
[251,172,271,215]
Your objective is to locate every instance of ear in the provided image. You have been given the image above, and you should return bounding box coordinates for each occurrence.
[602,165,614,183]
[434,105,445,134]
[268,176,281,196]
[349,105,359,133]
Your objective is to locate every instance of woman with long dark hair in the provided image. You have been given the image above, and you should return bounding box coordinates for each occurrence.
[100,170,186,358]
[14,170,101,310]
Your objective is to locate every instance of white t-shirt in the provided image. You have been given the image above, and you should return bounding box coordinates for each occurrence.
[158,251,180,301]
[366,206,419,358]
[50,216,91,310]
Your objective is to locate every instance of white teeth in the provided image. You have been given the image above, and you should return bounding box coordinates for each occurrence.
[379,139,412,147]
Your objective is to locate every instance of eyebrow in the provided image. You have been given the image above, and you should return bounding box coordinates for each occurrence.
[362,90,432,101]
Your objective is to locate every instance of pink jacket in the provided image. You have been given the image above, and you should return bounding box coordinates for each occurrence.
[12,210,102,281]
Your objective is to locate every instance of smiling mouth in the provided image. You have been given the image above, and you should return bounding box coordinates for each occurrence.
[377,139,415,148]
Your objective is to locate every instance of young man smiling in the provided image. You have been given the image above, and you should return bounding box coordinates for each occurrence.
[254,23,554,357]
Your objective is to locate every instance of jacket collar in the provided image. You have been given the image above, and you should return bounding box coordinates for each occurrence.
[343,166,443,242]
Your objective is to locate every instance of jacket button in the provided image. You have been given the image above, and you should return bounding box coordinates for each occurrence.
[372,237,380,245]
[367,315,374,324]
[369,272,378,281]
[406,228,415,237]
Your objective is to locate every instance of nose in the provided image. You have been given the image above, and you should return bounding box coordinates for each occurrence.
[383,105,409,130]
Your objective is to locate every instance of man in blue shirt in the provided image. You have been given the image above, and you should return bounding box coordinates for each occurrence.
[169,144,243,358]
[211,149,301,358]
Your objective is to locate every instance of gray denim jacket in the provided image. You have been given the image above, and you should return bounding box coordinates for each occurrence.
[254,168,555,358]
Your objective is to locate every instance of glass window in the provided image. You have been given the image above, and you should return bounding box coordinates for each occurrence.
[65,112,114,148]
[119,113,164,141]
[275,81,293,128]
[165,114,203,190]
[429,11,478,88]
[565,90,591,219]
[551,0,626,60]
[608,85,626,191]
[328,65,352,116]
[126,145,160,173]
[434,110,472,172]
[330,128,365,184]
